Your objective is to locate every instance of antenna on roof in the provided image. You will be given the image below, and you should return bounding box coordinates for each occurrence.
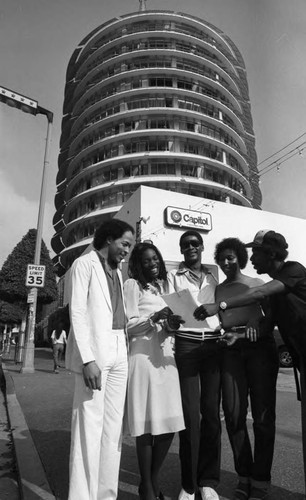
[139,0,147,11]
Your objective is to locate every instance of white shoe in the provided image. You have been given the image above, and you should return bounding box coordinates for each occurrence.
[178,489,195,500]
[199,487,219,500]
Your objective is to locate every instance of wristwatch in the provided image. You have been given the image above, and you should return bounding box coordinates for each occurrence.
[219,301,228,311]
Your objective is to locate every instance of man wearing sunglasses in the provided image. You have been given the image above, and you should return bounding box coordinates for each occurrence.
[168,230,221,500]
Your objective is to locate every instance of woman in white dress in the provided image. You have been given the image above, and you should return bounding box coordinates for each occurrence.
[124,242,185,500]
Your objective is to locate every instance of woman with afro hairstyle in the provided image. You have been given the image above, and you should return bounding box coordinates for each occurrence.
[214,238,278,500]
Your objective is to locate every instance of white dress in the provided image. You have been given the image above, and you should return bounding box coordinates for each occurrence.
[124,279,185,437]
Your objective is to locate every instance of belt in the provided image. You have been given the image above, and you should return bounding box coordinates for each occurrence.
[176,326,247,342]
[175,330,223,342]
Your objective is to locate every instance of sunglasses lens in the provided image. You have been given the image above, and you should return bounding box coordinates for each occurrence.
[181,240,200,250]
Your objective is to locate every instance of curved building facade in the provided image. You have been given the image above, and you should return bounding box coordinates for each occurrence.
[52,9,261,275]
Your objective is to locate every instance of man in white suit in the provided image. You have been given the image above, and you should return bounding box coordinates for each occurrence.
[66,219,134,500]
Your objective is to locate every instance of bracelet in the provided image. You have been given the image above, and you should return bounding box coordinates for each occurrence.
[149,314,157,328]
[165,318,177,332]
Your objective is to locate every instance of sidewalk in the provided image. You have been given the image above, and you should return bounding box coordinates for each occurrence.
[0,359,19,500]
[0,348,302,500]
[2,372,56,500]
[1,348,71,500]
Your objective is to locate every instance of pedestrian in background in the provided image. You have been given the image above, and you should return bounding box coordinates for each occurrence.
[51,321,67,373]
[66,219,134,500]
[124,242,185,500]
[168,230,221,500]
[214,238,278,500]
[194,229,306,498]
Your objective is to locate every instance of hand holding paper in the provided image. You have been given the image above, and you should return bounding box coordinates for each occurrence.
[163,289,220,332]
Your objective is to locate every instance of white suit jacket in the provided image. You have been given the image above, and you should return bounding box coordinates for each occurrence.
[65,249,126,374]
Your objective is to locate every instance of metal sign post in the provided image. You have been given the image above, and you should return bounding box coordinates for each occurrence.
[0,85,54,373]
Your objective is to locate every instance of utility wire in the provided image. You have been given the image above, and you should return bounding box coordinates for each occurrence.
[258,141,306,177]
[259,146,306,178]
[257,131,306,168]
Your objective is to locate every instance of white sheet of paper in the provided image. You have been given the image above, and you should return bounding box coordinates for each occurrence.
[163,289,220,332]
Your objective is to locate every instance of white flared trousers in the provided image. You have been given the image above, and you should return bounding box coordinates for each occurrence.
[68,332,128,500]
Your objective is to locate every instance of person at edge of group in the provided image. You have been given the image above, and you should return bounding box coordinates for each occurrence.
[167,230,222,500]
[213,238,279,500]
[51,321,67,373]
[65,219,134,500]
[194,229,306,497]
[123,242,185,500]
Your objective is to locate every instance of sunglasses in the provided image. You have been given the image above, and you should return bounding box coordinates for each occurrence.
[181,240,201,251]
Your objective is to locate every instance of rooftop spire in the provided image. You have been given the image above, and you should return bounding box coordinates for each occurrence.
[139,0,147,11]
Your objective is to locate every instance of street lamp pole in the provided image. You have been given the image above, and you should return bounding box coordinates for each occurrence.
[0,85,53,373]
[21,108,53,373]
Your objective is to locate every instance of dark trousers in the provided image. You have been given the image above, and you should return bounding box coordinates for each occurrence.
[299,356,306,494]
[290,339,306,493]
[175,337,222,493]
[221,339,279,483]
[300,359,306,493]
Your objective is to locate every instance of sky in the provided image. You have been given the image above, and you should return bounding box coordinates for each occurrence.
[0,0,306,267]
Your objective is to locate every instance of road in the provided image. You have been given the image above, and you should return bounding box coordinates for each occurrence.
[5,351,305,500]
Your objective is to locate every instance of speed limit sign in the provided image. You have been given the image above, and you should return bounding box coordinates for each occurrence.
[26,264,46,288]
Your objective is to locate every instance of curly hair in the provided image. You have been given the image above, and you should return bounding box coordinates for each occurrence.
[214,237,248,269]
[128,242,167,288]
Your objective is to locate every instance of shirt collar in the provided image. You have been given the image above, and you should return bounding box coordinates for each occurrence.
[176,261,210,276]
[96,250,116,277]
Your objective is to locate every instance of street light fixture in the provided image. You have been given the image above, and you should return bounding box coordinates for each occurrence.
[0,85,53,373]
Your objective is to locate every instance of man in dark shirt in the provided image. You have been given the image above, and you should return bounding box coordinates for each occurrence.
[194,229,306,497]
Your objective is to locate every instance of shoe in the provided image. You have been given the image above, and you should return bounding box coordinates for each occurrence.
[54,369,59,374]
[234,482,250,500]
[199,487,219,500]
[249,487,269,500]
[178,488,195,500]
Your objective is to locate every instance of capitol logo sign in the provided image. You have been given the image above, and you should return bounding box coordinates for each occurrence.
[165,206,212,231]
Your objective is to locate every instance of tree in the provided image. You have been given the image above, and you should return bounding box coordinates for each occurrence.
[0,229,58,306]
[0,300,24,324]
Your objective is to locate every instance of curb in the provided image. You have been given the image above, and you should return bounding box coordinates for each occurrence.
[3,364,56,500]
